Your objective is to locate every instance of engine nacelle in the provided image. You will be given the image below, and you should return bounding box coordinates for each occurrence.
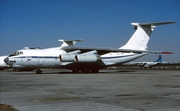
[59,50,81,62]
[59,54,75,62]
[75,54,100,63]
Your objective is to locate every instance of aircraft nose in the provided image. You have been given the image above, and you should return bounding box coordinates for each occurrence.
[4,57,9,64]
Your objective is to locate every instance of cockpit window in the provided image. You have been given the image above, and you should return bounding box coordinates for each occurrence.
[9,51,23,57]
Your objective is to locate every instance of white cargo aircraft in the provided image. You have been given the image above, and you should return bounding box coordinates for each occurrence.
[4,21,175,74]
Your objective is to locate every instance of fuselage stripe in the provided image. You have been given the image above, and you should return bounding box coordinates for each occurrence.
[11,54,139,60]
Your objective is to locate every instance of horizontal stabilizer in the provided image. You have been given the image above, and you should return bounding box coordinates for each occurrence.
[160,52,173,54]
[148,51,173,54]
[59,40,83,47]
[131,21,176,26]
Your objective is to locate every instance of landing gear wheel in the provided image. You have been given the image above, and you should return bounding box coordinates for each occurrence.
[36,69,42,74]
[81,69,90,73]
[72,70,79,73]
[91,69,99,73]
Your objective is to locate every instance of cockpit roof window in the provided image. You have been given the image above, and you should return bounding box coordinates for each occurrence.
[9,51,23,57]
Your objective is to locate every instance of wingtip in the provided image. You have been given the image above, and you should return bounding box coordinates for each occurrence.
[161,52,173,54]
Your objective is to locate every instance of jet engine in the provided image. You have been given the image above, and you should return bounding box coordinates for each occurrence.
[59,50,81,62]
[59,54,75,62]
[75,54,100,63]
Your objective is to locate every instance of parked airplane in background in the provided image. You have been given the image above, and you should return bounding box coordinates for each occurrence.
[4,21,175,74]
[0,56,10,70]
[124,55,168,68]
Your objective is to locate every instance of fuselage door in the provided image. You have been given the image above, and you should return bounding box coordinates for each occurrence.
[24,56,32,66]
[38,56,44,65]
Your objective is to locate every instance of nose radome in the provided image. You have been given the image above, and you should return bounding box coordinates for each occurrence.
[4,57,9,64]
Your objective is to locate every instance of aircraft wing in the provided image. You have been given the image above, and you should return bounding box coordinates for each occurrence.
[61,46,172,55]
[62,46,147,55]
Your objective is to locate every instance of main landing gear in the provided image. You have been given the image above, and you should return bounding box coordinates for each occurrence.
[36,69,42,74]
[72,69,99,73]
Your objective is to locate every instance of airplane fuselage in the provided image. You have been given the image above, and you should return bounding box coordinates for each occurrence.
[6,47,147,71]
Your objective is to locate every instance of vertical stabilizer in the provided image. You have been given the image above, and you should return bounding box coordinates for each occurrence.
[154,55,162,63]
[120,21,176,50]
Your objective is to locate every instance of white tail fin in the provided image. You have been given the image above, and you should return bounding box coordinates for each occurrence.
[120,21,175,50]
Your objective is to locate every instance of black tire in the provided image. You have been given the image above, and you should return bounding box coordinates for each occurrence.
[36,69,42,74]
[72,70,79,73]
[91,69,99,73]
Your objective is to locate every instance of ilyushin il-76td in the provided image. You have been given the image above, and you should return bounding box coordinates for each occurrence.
[4,21,175,74]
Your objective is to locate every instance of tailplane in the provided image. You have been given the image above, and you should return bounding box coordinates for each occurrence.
[120,21,176,50]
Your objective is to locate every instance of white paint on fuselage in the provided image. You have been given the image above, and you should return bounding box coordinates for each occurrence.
[8,47,66,68]
[8,47,147,68]
[101,52,147,65]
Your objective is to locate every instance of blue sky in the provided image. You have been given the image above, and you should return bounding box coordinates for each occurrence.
[0,0,180,63]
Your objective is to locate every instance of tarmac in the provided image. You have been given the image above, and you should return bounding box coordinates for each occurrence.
[1,69,180,111]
